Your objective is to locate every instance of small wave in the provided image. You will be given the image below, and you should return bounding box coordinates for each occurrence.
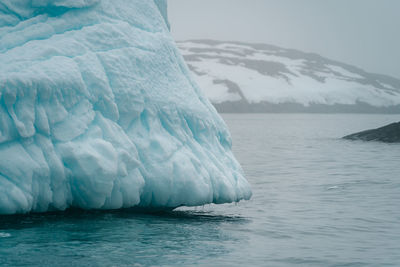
[327,186,339,190]
[0,232,11,238]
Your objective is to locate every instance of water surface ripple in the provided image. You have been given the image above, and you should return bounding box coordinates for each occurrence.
[1,114,399,266]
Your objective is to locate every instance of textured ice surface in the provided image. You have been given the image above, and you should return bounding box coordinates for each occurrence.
[0,0,251,214]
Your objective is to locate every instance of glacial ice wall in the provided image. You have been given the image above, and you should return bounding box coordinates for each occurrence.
[0,0,251,214]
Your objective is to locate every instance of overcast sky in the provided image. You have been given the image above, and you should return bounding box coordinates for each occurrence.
[168,0,400,79]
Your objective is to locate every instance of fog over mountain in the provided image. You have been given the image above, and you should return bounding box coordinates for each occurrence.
[178,40,400,113]
[169,0,400,79]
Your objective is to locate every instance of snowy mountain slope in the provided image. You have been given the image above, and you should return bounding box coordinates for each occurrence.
[178,40,400,113]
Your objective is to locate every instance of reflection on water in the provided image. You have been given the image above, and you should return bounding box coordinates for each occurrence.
[0,209,249,266]
[1,114,400,266]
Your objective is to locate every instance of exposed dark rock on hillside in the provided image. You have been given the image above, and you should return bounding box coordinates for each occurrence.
[178,40,400,113]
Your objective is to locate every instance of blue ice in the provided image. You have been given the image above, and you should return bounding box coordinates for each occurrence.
[0,0,251,214]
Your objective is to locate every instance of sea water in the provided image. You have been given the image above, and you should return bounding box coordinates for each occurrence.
[0,114,399,266]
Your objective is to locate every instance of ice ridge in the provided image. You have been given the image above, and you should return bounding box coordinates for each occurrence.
[0,0,252,214]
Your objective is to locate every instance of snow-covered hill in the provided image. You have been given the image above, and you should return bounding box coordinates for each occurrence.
[178,40,400,113]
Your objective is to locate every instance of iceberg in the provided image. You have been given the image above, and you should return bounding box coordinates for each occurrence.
[0,0,251,214]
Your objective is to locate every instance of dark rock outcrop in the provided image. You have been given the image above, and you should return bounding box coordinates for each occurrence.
[343,122,400,143]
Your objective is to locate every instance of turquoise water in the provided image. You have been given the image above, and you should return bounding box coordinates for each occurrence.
[1,114,400,266]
